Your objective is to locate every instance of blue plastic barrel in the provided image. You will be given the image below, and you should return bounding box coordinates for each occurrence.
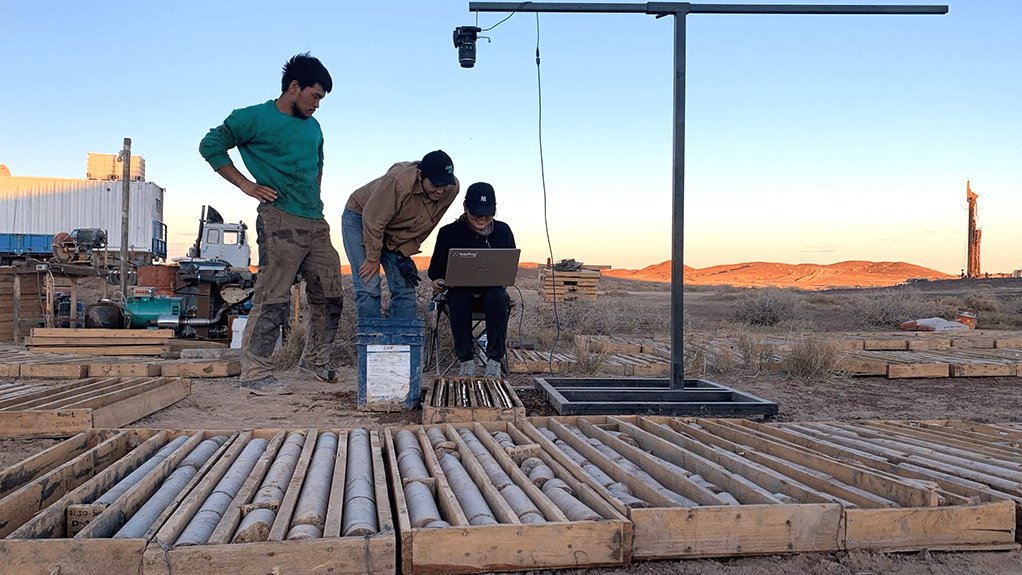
[356,318,423,411]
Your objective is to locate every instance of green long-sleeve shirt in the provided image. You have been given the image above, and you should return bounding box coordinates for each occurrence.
[199,100,325,219]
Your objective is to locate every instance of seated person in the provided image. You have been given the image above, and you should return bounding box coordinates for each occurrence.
[428,182,515,378]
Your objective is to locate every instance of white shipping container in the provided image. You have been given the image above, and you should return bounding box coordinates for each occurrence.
[0,175,165,258]
[86,153,146,181]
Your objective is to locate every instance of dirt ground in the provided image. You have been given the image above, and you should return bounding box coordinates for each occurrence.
[3,278,1022,574]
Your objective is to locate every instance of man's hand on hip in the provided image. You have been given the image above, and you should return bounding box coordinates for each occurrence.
[241,181,278,202]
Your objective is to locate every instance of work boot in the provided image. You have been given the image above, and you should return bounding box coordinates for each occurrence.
[458,360,477,377]
[239,375,291,396]
[484,358,502,379]
[298,360,337,383]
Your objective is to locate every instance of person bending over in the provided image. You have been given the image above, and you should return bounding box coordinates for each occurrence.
[343,151,459,319]
[428,182,515,378]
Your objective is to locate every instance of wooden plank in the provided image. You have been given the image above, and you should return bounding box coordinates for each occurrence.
[91,378,191,428]
[25,345,168,356]
[403,520,626,574]
[161,359,241,378]
[25,336,174,346]
[14,378,145,411]
[30,328,175,339]
[0,409,94,438]
[20,362,89,379]
[369,430,395,536]
[0,539,146,575]
[862,339,908,351]
[834,353,888,376]
[950,362,1015,377]
[630,504,844,559]
[88,361,163,377]
[323,430,349,538]
[59,378,169,410]
[887,361,950,379]
[142,537,396,575]
[906,338,952,351]
[0,378,117,411]
[951,337,997,349]
[844,501,1017,550]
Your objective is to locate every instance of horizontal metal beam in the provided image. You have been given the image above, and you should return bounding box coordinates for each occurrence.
[470,2,948,15]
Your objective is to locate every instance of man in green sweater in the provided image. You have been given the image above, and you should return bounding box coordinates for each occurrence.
[199,53,343,395]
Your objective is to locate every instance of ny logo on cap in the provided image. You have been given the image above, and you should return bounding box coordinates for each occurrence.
[480,196,488,202]
[445,165,453,174]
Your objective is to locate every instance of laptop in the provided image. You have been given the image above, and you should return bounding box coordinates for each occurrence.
[444,248,521,287]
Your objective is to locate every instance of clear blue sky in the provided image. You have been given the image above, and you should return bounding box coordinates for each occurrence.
[1,1,1018,274]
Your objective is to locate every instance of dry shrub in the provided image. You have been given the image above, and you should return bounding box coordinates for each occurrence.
[705,342,739,374]
[784,336,838,380]
[964,292,1000,312]
[682,333,707,376]
[569,338,609,375]
[975,311,1022,330]
[735,288,802,327]
[272,317,307,369]
[852,291,939,328]
[734,331,780,372]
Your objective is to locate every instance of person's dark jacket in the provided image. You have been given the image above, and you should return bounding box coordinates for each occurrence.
[428,217,515,281]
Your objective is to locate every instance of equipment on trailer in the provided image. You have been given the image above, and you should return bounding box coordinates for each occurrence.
[51,228,108,264]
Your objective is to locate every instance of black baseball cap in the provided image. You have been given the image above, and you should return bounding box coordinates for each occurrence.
[419,150,455,187]
[465,182,496,216]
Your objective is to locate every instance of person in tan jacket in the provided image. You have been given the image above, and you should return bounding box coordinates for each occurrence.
[342,150,459,318]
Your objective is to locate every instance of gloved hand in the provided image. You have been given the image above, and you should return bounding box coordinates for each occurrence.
[389,250,421,288]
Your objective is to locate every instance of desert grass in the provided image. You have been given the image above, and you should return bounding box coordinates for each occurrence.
[734,287,804,327]
[272,316,307,370]
[784,336,839,380]
[568,338,610,376]
[850,291,945,328]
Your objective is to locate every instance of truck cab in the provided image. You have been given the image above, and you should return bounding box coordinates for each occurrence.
[199,221,250,269]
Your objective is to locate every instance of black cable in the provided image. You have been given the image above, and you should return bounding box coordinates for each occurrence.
[534,14,561,376]
[480,1,532,32]
[510,284,526,354]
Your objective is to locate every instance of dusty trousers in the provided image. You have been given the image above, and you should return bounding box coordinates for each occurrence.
[241,204,344,381]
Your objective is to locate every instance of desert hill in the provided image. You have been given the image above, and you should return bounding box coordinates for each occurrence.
[339,256,952,290]
[604,260,953,289]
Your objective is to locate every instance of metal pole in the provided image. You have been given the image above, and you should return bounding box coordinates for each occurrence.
[468,2,948,387]
[470,3,947,15]
[120,138,131,298]
[671,9,688,387]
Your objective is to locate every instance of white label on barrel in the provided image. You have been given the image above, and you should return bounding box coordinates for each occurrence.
[366,344,410,401]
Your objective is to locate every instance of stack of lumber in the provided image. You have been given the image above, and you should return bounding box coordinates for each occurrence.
[538,265,605,302]
[25,328,176,355]
[0,267,43,343]
[0,376,191,437]
[507,348,575,373]
[575,335,671,357]
[0,345,240,379]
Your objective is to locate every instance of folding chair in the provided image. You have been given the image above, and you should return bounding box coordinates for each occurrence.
[424,290,512,376]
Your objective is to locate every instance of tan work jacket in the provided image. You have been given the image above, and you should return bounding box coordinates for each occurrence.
[346,161,460,260]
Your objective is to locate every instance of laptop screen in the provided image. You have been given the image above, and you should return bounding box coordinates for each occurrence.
[444,248,521,287]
